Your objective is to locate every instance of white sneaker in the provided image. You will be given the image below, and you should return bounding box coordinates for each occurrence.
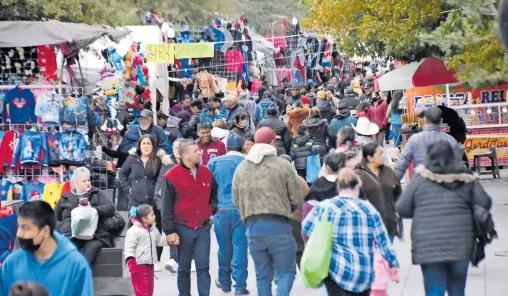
[165,259,178,273]
[154,263,163,272]
[191,260,196,272]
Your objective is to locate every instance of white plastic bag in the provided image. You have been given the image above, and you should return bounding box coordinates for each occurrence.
[71,205,99,240]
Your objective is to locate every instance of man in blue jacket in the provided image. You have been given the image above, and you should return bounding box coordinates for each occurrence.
[207,133,250,295]
[119,109,171,154]
[0,201,93,296]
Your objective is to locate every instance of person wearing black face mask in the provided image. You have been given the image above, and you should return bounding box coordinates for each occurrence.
[0,201,93,296]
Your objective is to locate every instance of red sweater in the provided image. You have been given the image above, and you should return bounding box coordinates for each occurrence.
[161,164,218,234]
[198,140,226,166]
[367,101,388,130]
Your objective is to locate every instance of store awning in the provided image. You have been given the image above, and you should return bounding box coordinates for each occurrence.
[377,57,458,91]
[0,20,129,48]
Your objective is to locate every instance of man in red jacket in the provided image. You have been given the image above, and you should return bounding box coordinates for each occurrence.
[162,139,218,296]
[197,122,226,166]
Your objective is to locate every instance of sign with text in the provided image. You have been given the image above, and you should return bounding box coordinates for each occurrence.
[174,43,215,59]
[464,136,508,166]
[145,44,175,64]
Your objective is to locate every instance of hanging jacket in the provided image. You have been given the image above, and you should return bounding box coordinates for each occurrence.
[21,180,45,203]
[2,88,37,124]
[0,131,18,174]
[12,131,50,166]
[290,135,319,170]
[61,96,88,125]
[57,132,89,164]
[302,117,331,156]
[117,150,163,209]
[34,93,65,125]
[124,221,167,265]
[225,49,244,72]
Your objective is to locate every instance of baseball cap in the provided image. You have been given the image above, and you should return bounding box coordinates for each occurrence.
[140,109,153,118]
[157,112,169,119]
[226,133,243,149]
[254,127,277,144]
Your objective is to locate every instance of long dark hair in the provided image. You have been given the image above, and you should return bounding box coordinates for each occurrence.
[323,152,347,173]
[391,90,404,114]
[136,134,158,173]
[362,143,379,165]
[234,112,250,129]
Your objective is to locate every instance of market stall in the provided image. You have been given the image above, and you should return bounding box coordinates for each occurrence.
[406,84,508,167]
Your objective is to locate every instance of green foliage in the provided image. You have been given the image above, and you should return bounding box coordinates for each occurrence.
[421,0,507,87]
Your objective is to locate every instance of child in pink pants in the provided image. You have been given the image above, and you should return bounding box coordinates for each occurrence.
[371,248,400,296]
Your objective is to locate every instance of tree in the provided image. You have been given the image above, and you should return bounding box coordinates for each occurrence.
[302,0,442,60]
[303,0,508,87]
[421,0,507,87]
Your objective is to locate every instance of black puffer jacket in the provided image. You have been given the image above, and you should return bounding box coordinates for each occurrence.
[231,125,253,139]
[55,187,115,247]
[290,135,320,170]
[316,101,336,124]
[396,165,492,265]
[257,115,292,155]
[182,112,201,139]
[117,152,162,209]
[303,117,331,156]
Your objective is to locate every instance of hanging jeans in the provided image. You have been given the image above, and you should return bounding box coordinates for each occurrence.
[246,218,296,296]
[128,261,155,296]
[214,209,248,293]
[421,260,469,296]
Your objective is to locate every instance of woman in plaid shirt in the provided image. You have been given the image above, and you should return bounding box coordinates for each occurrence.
[302,168,399,296]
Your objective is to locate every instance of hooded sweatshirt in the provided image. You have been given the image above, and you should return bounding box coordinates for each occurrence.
[232,144,303,222]
[0,231,93,296]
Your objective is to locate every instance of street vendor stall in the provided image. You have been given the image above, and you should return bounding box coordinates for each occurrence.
[406,84,508,167]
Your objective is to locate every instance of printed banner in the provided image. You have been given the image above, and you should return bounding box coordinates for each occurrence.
[464,135,508,166]
[174,43,215,59]
[145,44,175,64]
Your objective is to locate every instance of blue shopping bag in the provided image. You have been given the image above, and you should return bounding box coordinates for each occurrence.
[306,154,321,184]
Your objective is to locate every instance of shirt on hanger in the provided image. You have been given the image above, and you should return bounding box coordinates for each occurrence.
[12,131,49,166]
[21,180,45,203]
[2,88,37,124]
[58,132,89,164]
[35,93,65,125]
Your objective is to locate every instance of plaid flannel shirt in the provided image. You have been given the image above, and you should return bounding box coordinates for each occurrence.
[302,196,399,293]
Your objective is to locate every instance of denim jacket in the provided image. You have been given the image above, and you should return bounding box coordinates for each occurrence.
[207,151,245,210]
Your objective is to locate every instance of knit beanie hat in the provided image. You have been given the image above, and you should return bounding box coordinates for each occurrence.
[226,133,243,149]
[254,127,276,144]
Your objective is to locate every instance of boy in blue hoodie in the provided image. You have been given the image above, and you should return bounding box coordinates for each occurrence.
[0,201,93,296]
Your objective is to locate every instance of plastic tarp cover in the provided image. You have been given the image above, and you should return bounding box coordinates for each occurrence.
[0,21,129,48]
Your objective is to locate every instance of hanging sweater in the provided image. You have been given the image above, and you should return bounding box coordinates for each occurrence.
[12,131,49,166]
[2,88,37,124]
[58,132,89,164]
[35,93,65,125]
[0,131,19,174]
[21,180,45,203]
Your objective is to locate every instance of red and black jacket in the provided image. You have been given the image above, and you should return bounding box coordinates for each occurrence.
[161,163,218,235]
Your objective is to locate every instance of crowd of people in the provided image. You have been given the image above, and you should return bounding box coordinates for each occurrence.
[0,74,497,296]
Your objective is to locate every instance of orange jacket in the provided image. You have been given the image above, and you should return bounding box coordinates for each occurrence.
[287,105,310,137]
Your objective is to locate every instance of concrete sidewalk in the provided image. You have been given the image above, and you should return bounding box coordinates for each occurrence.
[153,181,508,296]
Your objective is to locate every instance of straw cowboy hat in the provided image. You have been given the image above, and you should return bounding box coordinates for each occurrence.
[352,117,379,136]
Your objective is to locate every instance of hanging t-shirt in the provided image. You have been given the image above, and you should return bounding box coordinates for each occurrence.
[46,132,60,166]
[8,183,22,201]
[61,96,88,125]
[21,181,45,203]
[35,93,64,125]
[12,131,49,166]
[58,132,89,164]
[2,88,37,124]
[0,180,12,201]
[43,182,63,208]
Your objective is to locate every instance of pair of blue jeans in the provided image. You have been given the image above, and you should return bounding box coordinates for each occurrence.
[421,260,469,296]
[246,219,297,296]
[175,223,212,296]
[214,210,248,292]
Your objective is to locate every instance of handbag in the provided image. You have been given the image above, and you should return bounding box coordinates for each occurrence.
[103,212,126,235]
[71,205,99,240]
[300,203,333,288]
